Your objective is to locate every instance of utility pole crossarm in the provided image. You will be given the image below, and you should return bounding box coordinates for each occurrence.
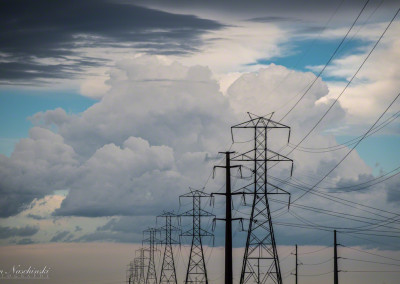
[231,114,291,144]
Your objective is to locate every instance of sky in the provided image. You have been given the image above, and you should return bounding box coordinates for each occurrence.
[0,0,400,283]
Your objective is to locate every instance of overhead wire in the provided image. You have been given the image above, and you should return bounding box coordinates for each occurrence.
[340,257,400,267]
[285,6,400,161]
[340,244,400,262]
[278,0,371,122]
[292,90,400,203]
[287,110,400,153]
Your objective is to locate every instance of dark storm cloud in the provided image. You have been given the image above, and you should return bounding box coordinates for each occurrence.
[0,0,223,82]
[0,225,39,239]
[0,192,41,217]
[136,0,399,15]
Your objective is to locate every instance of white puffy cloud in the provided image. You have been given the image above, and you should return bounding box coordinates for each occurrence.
[49,55,236,158]
[2,55,399,251]
[226,63,370,182]
[310,22,400,130]
[0,127,78,216]
[55,136,182,216]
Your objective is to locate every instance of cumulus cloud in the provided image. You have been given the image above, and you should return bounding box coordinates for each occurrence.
[54,136,182,217]
[0,127,78,216]
[310,22,400,131]
[227,63,369,181]
[386,174,400,203]
[2,55,398,250]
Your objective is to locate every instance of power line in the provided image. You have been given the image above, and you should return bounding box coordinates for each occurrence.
[301,257,333,266]
[279,0,371,122]
[298,246,331,255]
[340,244,400,262]
[341,270,400,273]
[292,89,400,203]
[287,6,400,160]
[269,175,400,221]
[341,257,400,267]
[288,110,400,153]
[297,271,333,277]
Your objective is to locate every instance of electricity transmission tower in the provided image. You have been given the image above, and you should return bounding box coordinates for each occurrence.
[231,113,293,284]
[127,261,134,284]
[180,189,215,284]
[135,248,147,284]
[157,211,180,284]
[143,228,160,284]
[133,259,140,284]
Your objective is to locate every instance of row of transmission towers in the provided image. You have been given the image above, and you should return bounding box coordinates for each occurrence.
[126,113,293,284]
[127,191,215,284]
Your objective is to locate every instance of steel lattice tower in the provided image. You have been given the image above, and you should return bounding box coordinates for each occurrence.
[127,261,134,284]
[143,228,159,284]
[157,211,180,284]
[180,189,215,284]
[231,113,293,284]
[135,248,147,284]
[134,258,140,284]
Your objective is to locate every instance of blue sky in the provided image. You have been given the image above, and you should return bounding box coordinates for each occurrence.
[0,89,96,156]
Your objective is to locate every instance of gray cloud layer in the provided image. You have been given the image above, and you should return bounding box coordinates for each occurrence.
[0,0,223,82]
[0,225,39,239]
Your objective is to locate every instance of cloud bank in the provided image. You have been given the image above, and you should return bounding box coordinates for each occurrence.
[0,55,398,248]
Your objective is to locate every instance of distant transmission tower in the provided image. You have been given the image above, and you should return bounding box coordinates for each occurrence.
[127,261,134,284]
[180,189,215,284]
[135,248,147,284]
[231,113,293,284]
[143,228,160,284]
[133,258,140,284]
[157,211,180,284]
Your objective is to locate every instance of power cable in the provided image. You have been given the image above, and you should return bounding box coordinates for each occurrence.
[287,6,400,161]
[278,0,371,122]
[340,244,400,262]
[292,89,400,203]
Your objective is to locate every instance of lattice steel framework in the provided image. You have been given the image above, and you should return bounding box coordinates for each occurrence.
[231,113,293,284]
[135,248,147,284]
[127,261,134,284]
[180,189,215,284]
[143,228,160,284]
[157,211,180,284]
[134,259,140,284]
